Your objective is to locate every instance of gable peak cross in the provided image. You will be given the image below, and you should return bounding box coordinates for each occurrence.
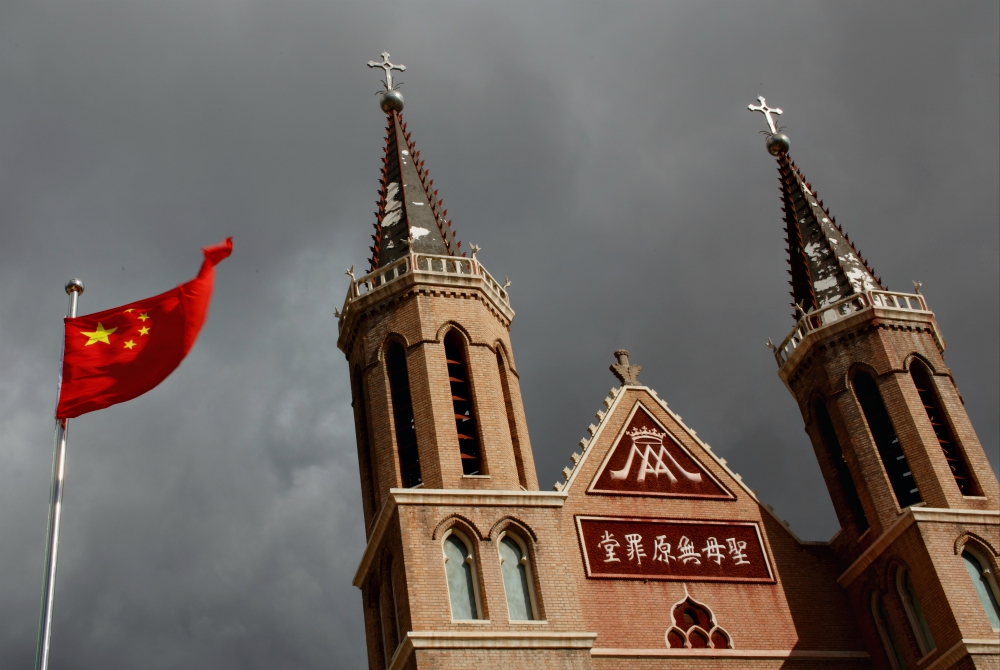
[368,51,406,91]
[748,95,782,135]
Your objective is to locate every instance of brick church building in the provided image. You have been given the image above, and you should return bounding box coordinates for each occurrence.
[335,57,1000,670]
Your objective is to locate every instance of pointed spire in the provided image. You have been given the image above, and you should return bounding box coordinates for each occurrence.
[775,153,884,317]
[366,54,461,271]
[748,98,883,318]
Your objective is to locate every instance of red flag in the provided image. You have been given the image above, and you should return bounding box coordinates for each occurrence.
[55,238,233,419]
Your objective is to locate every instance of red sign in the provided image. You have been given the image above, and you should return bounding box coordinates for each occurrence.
[576,516,774,583]
[589,405,734,499]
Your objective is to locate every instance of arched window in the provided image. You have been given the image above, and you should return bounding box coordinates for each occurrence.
[380,557,400,662]
[367,583,387,670]
[498,532,538,621]
[496,349,527,488]
[385,340,421,487]
[962,550,1000,630]
[353,366,378,516]
[896,567,935,656]
[665,594,731,649]
[444,330,482,475]
[442,531,481,620]
[813,399,869,533]
[852,371,922,508]
[871,592,907,670]
[909,361,979,496]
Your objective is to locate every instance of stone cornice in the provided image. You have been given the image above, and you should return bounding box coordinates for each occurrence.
[838,507,1000,586]
[922,638,1000,670]
[591,648,869,659]
[354,489,567,588]
[388,631,597,670]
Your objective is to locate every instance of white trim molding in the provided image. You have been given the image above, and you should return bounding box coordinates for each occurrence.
[591,648,869,659]
[388,631,597,670]
[922,638,1000,670]
[354,489,567,587]
[838,508,1000,586]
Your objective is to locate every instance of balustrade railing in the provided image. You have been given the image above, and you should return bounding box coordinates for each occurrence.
[343,252,510,311]
[774,290,929,366]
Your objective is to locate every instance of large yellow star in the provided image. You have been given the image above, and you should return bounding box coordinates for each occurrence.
[138,312,151,322]
[80,323,117,346]
[123,340,136,350]
[139,326,150,336]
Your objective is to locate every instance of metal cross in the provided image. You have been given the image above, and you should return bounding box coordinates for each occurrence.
[748,96,783,134]
[368,52,406,91]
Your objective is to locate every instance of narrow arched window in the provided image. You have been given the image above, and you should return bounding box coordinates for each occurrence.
[896,567,935,656]
[496,350,527,488]
[444,330,482,475]
[962,550,1000,629]
[386,341,421,487]
[909,361,979,496]
[853,372,922,508]
[443,531,481,620]
[814,399,869,533]
[380,558,400,662]
[368,583,387,670]
[871,592,907,670]
[353,366,379,516]
[498,533,538,621]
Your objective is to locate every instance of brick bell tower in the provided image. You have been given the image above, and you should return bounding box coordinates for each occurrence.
[337,54,594,670]
[751,98,1000,669]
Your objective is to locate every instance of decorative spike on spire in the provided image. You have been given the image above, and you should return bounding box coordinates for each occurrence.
[749,97,884,319]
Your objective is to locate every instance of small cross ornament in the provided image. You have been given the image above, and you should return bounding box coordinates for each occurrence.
[748,96,783,135]
[368,52,406,91]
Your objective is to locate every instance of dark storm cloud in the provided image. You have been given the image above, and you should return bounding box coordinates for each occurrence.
[0,2,996,667]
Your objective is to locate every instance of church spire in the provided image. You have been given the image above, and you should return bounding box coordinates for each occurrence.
[748,97,884,317]
[366,54,462,271]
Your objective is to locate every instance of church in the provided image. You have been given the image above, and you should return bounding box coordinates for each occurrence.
[334,54,1000,670]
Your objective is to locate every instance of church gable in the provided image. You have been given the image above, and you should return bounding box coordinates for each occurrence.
[587,403,734,500]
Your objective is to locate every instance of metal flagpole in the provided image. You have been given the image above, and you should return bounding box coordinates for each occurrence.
[34,278,84,670]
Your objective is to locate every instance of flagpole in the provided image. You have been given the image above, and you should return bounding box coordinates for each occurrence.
[35,278,83,670]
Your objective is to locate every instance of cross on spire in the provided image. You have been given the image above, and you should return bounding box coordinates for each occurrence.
[368,51,406,91]
[748,96,783,135]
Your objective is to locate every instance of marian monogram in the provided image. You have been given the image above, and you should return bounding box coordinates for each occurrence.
[589,405,733,499]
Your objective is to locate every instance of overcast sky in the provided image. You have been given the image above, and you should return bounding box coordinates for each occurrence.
[0,2,996,667]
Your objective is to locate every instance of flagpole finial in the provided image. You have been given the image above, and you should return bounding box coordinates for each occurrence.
[65,279,84,295]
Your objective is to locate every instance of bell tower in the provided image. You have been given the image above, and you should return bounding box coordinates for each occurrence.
[337,55,592,670]
[751,98,1000,670]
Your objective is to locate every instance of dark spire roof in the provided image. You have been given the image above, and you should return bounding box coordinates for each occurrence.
[777,153,884,317]
[368,110,462,270]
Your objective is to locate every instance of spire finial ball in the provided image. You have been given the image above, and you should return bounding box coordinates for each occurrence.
[380,89,404,113]
[65,278,84,295]
[766,132,790,156]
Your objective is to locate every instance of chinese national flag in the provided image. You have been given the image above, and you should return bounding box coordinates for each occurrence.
[55,238,232,419]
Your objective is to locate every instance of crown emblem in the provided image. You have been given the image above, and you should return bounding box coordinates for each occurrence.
[627,427,666,444]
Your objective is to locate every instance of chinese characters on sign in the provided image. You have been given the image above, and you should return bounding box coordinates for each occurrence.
[577,517,774,582]
[588,406,734,499]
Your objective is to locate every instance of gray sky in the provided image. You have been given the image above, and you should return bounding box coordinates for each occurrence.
[0,2,996,667]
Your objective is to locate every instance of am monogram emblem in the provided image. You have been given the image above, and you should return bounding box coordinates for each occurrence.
[589,404,734,499]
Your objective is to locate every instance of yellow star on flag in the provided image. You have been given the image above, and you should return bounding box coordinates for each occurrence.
[123,340,136,350]
[125,309,134,313]
[139,326,150,336]
[80,323,117,346]
[138,312,151,322]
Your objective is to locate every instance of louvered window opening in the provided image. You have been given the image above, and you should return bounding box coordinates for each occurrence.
[353,367,379,517]
[386,341,422,488]
[910,362,978,496]
[853,372,922,509]
[444,331,482,475]
[814,400,869,533]
[496,350,527,488]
